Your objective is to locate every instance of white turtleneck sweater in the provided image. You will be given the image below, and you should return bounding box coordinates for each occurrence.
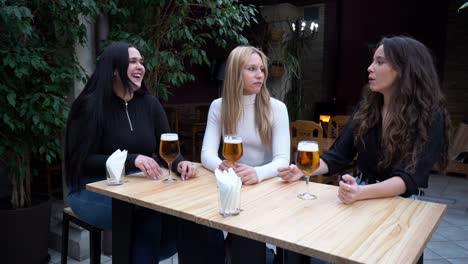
[201,94,290,182]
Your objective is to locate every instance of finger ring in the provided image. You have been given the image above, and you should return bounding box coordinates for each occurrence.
[347,185,351,191]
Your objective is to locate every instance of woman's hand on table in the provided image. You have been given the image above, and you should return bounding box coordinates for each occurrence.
[177,161,197,180]
[135,155,163,180]
[278,164,303,182]
[234,163,259,185]
[338,174,361,204]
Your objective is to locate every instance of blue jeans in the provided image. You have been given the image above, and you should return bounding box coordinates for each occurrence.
[68,185,177,262]
[68,188,112,230]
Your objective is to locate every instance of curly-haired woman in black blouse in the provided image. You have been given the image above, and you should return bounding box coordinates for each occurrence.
[278,34,449,264]
[279,35,449,204]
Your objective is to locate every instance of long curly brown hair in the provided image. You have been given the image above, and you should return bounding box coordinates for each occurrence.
[353,36,449,174]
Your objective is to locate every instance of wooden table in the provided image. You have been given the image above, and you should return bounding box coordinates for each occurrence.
[87,164,446,264]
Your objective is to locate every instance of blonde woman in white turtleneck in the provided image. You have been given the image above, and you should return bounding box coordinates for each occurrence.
[198,46,290,264]
[201,46,290,185]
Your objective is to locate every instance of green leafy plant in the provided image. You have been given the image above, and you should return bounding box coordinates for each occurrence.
[104,0,258,100]
[0,0,99,208]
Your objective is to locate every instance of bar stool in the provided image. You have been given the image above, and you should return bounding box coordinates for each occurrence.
[61,207,102,264]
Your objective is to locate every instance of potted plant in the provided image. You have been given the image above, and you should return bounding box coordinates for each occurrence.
[270,61,286,78]
[268,18,316,120]
[269,25,285,42]
[0,2,99,263]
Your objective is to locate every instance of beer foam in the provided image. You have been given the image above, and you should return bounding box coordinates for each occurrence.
[298,141,318,152]
[161,133,178,141]
[224,138,242,144]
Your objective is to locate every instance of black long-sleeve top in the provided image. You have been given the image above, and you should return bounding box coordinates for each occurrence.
[321,112,445,197]
[68,92,183,188]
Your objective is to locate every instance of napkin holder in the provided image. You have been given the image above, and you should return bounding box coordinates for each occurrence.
[216,168,242,217]
[106,149,127,185]
[106,166,125,185]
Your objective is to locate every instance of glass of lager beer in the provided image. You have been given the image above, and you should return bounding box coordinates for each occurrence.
[222,135,243,165]
[296,141,320,200]
[159,133,180,183]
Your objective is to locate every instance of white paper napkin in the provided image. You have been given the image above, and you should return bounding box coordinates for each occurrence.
[106,149,127,183]
[215,168,242,215]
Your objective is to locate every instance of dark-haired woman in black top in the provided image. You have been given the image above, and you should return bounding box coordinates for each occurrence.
[65,42,197,262]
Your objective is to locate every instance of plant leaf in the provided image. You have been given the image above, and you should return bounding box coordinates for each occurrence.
[7,93,16,107]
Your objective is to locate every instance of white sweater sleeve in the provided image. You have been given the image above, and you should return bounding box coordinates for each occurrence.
[255,100,290,182]
[201,99,223,171]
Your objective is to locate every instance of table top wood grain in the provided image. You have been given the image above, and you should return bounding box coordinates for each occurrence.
[87,164,446,263]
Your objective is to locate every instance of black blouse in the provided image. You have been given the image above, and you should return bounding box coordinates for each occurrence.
[74,92,183,181]
[321,112,445,197]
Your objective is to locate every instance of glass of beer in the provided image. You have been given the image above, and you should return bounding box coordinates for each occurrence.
[159,133,180,183]
[296,141,320,200]
[222,135,243,165]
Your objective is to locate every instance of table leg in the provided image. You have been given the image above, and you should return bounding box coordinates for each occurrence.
[112,198,134,264]
[230,234,265,264]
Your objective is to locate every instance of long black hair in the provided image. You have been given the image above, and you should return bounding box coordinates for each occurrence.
[65,42,148,189]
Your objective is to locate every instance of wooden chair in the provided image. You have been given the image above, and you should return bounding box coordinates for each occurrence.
[163,106,179,133]
[194,105,209,124]
[290,120,324,159]
[327,115,350,139]
[326,115,354,180]
[290,120,336,185]
[191,105,209,162]
[192,123,207,162]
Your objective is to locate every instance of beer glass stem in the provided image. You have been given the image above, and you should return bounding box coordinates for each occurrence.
[167,162,173,180]
[298,175,317,200]
[163,161,176,183]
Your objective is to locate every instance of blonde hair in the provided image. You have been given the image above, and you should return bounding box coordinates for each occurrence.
[221,46,272,145]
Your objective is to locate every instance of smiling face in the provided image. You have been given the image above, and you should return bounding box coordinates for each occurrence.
[127,47,145,89]
[367,45,399,97]
[242,53,265,95]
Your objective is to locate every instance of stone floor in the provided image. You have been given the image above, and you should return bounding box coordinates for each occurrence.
[420,174,468,264]
[48,173,468,264]
[47,250,177,264]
